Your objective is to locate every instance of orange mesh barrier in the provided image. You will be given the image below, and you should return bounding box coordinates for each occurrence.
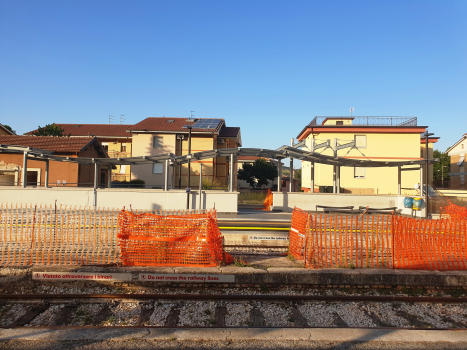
[263,189,273,211]
[117,209,233,267]
[443,200,467,220]
[300,211,467,270]
[288,207,309,260]
[0,203,119,266]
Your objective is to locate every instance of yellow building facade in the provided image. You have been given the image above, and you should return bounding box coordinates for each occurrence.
[298,117,430,195]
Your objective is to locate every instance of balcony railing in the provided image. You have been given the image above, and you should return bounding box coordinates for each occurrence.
[308,116,417,127]
[107,151,130,158]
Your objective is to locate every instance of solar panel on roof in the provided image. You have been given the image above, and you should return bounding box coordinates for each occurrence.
[191,119,222,129]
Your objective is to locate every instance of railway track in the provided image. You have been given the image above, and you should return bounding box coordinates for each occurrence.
[1,293,466,329]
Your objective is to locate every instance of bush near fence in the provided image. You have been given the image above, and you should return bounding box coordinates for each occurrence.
[0,204,232,267]
[289,206,467,271]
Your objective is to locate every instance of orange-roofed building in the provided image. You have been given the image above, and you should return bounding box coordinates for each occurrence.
[0,135,108,187]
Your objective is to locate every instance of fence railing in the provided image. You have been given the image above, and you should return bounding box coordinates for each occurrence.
[289,206,467,271]
[0,204,231,267]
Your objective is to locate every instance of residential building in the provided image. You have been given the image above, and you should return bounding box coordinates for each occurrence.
[297,117,433,195]
[25,124,132,182]
[127,117,241,188]
[446,133,467,189]
[0,135,108,187]
[0,124,14,135]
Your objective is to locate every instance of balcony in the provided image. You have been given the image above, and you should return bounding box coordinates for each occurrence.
[308,116,417,127]
[107,151,130,158]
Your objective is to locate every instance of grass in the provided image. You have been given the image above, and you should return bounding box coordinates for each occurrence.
[238,191,267,204]
[233,258,249,267]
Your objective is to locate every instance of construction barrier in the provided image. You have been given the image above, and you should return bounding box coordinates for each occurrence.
[117,209,233,267]
[442,200,467,220]
[289,207,467,271]
[263,189,273,211]
[0,204,232,267]
[0,203,119,266]
[288,207,309,260]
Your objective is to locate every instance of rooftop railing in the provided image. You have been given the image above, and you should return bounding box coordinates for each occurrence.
[308,116,417,127]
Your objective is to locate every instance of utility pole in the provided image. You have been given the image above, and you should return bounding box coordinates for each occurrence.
[424,130,434,219]
[186,125,193,209]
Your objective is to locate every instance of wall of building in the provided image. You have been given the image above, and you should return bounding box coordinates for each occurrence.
[103,138,132,182]
[0,153,79,186]
[448,138,466,187]
[77,145,107,186]
[131,133,176,188]
[301,132,423,195]
[272,192,427,217]
[0,187,238,213]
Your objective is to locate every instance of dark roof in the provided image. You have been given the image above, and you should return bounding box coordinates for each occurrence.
[128,117,225,133]
[25,124,132,137]
[0,124,14,135]
[219,127,240,138]
[0,135,103,153]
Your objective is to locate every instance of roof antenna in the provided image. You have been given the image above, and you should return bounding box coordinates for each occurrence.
[190,111,195,121]
[109,115,114,124]
[120,114,126,124]
[349,108,354,117]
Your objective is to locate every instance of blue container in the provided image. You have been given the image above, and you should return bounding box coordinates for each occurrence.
[403,197,413,208]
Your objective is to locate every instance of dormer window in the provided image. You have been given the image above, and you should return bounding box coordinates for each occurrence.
[166,120,175,123]
[336,121,344,125]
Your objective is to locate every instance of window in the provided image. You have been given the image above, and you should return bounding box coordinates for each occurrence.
[336,121,344,125]
[121,143,127,152]
[354,167,366,178]
[102,142,109,151]
[462,144,464,149]
[152,163,163,174]
[153,136,163,149]
[354,135,366,148]
[119,165,126,174]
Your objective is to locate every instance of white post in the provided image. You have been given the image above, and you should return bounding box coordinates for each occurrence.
[229,153,234,192]
[398,166,401,195]
[94,162,98,190]
[45,159,49,188]
[277,159,282,192]
[199,163,203,210]
[164,160,169,191]
[289,138,294,192]
[336,166,340,193]
[22,151,28,188]
[310,162,314,193]
[420,165,423,196]
[108,165,112,188]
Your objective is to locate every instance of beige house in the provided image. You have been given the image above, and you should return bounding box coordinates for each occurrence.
[0,124,14,135]
[447,133,467,189]
[128,117,241,189]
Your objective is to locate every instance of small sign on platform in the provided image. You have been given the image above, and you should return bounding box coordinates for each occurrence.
[139,273,234,283]
[32,272,132,281]
[248,235,288,241]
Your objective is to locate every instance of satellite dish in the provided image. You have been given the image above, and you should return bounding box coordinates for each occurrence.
[414,184,420,190]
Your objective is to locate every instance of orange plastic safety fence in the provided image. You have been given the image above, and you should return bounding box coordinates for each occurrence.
[0,203,119,266]
[117,209,232,267]
[263,189,273,211]
[300,211,467,270]
[288,207,309,260]
[443,200,467,220]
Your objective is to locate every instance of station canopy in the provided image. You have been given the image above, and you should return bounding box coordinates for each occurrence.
[0,144,435,167]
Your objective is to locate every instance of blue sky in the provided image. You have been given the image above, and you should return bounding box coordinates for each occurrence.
[1,0,466,154]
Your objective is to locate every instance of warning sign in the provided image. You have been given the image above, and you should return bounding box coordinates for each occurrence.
[32,272,132,281]
[139,274,234,283]
[248,235,289,241]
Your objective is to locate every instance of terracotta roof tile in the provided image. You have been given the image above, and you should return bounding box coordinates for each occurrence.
[128,117,225,133]
[0,135,99,153]
[25,124,132,137]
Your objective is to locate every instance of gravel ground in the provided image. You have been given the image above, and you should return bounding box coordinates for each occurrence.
[178,302,216,326]
[1,340,467,350]
[225,302,253,326]
[148,303,174,326]
[0,303,29,326]
[103,302,141,326]
[26,304,66,327]
[259,301,295,327]
[65,304,104,326]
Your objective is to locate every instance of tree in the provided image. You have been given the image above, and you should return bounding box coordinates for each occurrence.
[294,168,302,189]
[2,125,16,135]
[433,149,450,181]
[238,158,278,188]
[32,123,66,137]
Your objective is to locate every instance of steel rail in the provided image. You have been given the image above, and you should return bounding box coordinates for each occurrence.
[1,293,466,303]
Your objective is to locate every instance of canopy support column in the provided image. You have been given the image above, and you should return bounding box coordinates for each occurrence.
[22,151,28,188]
[199,163,203,210]
[397,166,401,195]
[333,166,336,193]
[289,138,294,192]
[107,165,112,189]
[45,159,49,188]
[164,160,169,191]
[336,166,340,193]
[93,162,99,190]
[310,162,314,193]
[277,158,282,192]
[229,154,234,192]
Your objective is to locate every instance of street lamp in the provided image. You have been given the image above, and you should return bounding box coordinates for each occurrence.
[186,125,193,209]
